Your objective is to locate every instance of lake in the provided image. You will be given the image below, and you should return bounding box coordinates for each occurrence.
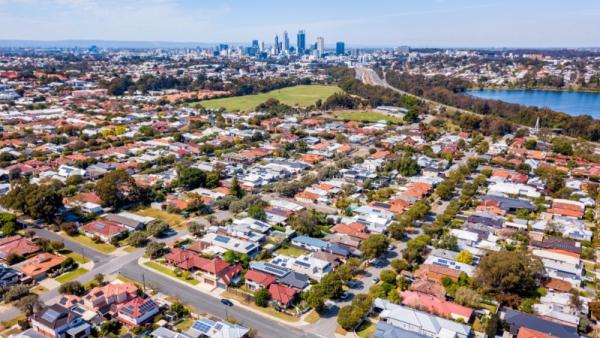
[465,89,600,119]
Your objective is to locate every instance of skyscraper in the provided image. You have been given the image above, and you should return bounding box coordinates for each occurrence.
[274,34,280,54]
[297,30,306,55]
[336,41,345,55]
[316,37,325,56]
[283,31,290,52]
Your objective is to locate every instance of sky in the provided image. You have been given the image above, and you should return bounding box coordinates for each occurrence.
[0,0,599,48]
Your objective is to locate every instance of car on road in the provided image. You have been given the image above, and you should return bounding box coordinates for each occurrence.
[220,299,233,307]
[160,228,177,237]
[372,277,380,284]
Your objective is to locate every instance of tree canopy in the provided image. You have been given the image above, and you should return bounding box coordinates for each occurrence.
[474,250,543,296]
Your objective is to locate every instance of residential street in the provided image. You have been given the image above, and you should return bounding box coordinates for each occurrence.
[2,227,321,338]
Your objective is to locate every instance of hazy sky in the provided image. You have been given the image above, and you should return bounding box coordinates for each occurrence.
[0,0,599,47]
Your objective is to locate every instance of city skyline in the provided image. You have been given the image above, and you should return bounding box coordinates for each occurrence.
[0,0,599,47]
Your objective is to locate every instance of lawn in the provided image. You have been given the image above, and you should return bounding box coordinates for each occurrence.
[56,268,89,284]
[196,85,340,111]
[335,111,404,123]
[0,314,26,331]
[60,250,90,264]
[304,310,320,324]
[221,291,300,322]
[275,246,306,257]
[143,261,200,286]
[63,234,116,254]
[175,318,195,331]
[123,246,139,253]
[136,208,185,228]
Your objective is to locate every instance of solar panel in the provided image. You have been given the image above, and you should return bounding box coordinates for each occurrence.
[192,319,214,333]
[214,235,230,243]
[94,222,105,229]
[214,323,223,330]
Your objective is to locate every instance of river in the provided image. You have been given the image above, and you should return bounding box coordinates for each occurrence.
[465,89,600,119]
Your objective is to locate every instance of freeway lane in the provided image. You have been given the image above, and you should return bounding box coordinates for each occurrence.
[118,261,321,338]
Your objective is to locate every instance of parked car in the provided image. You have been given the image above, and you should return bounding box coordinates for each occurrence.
[220,299,234,307]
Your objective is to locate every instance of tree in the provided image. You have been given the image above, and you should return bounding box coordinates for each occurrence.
[390,259,408,273]
[169,302,190,318]
[589,301,600,319]
[456,250,473,264]
[380,270,397,285]
[188,222,205,237]
[0,212,17,237]
[247,204,267,221]
[58,281,85,296]
[337,305,363,331]
[305,285,326,311]
[16,294,40,316]
[95,169,138,208]
[320,272,344,299]
[128,231,147,247]
[3,285,29,302]
[145,241,166,259]
[254,288,271,307]
[360,234,390,259]
[229,175,245,199]
[60,223,79,236]
[1,182,63,222]
[454,286,482,307]
[475,250,543,296]
[176,166,207,190]
[146,220,169,237]
[552,137,573,155]
[290,209,323,237]
[94,273,105,285]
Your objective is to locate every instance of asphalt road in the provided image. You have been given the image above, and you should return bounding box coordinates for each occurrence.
[8,228,319,338]
[119,261,321,338]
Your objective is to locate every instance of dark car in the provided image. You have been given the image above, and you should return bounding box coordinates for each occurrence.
[220,298,234,307]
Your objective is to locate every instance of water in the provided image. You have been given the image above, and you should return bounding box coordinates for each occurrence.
[465,89,600,119]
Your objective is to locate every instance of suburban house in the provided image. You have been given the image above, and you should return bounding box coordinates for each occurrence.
[374,298,472,338]
[400,291,474,322]
[532,249,582,288]
[165,248,241,288]
[0,265,23,287]
[270,254,332,281]
[103,212,155,231]
[501,308,578,338]
[82,282,137,313]
[19,253,66,280]
[116,297,160,327]
[80,219,128,242]
[242,270,276,293]
[183,318,249,338]
[268,283,300,308]
[31,304,91,338]
[0,235,41,261]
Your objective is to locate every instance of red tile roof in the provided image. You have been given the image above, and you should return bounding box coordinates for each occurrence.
[268,283,299,306]
[245,270,277,288]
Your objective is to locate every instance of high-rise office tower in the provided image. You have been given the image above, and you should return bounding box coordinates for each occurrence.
[336,41,345,55]
[316,37,325,56]
[252,40,259,49]
[283,31,290,52]
[274,34,280,54]
[297,30,306,55]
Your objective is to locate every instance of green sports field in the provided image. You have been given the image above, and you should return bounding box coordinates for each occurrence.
[335,111,404,123]
[196,85,340,111]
